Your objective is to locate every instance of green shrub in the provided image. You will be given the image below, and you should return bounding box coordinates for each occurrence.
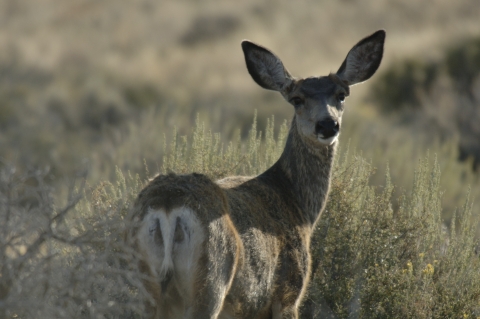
[370,59,439,112]
[148,117,480,318]
[160,112,288,179]
[445,37,480,98]
[303,152,480,318]
[1,116,479,318]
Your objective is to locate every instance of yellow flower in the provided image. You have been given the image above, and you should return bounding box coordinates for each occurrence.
[422,263,434,276]
[418,252,425,258]
[406,261,413,274]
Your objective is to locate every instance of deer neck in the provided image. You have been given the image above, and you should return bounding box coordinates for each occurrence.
[271,118,336,226]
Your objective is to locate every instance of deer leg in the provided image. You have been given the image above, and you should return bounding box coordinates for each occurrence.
[272,301,299,319]
[272,301,282,319]
[184,217,240,319]
[184,283,230,319]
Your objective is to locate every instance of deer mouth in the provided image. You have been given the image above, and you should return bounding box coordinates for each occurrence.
[317,133,339,145]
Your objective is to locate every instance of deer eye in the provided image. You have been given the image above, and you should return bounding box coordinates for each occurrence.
[337,93,346,103]
[290,97,304,108]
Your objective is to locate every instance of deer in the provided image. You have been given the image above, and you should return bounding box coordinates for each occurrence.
[128,30,385,319]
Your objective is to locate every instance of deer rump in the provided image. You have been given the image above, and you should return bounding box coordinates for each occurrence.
[132,173,311,319]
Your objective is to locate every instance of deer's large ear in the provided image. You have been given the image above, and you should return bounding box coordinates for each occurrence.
[336,30,385,86]
[242,41,293,92]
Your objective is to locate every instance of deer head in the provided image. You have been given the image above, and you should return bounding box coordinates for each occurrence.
[242,30,385,146]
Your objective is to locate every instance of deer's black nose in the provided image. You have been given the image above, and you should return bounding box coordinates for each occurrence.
[315,119,339,138]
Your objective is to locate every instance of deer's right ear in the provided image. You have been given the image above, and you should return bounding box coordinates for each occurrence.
[241,41,293,92]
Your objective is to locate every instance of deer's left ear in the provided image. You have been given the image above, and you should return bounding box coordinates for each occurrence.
[336,30,385,86]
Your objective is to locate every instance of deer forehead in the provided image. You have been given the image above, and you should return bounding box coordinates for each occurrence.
[289,76,349,100]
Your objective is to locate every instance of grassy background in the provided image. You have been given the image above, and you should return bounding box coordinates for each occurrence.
[1,0,480,317]
[2,0,480,184]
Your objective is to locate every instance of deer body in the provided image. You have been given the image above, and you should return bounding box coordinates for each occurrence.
[130,31,385,319]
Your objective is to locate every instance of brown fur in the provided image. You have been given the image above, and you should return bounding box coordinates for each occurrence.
[128,30,385,319]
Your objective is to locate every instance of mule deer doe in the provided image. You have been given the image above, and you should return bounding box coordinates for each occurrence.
[129,30,385,318]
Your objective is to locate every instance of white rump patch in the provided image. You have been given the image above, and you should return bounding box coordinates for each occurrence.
[137,206,204,296]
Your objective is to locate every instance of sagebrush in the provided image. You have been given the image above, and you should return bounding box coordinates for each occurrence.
[1,117,478,318]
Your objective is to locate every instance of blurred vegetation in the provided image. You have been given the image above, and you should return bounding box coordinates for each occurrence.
[1,0,480,317]
[2,118,479,318]
[370,36,480,169]
[0,163,145,318]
